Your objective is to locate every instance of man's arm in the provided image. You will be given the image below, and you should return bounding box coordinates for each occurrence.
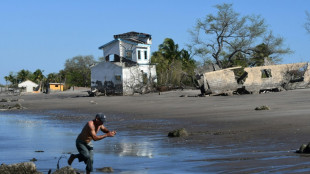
[101,125,117,136]
[100,125,110,133]
[89,122,106,141]
[89,123,115,141]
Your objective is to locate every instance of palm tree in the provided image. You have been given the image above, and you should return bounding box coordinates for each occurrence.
[33,69,45,92]
[33,69,44,82]
[17,69,32,83]
[158,38,181,62]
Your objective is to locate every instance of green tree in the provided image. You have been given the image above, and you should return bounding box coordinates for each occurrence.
[4,72,17,86]
[31,69,45,91]
[46,73,61,83]
[98,56,105,62]
[64,55,96,87]
[151,53,170,85]
[32,69,45,83]
[189,3,291,69]
[17,69,32,83]
[151,38,196,87]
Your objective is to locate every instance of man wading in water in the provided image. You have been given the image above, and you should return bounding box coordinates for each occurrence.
[68,113,116,174]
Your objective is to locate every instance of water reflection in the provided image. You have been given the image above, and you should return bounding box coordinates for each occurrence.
[116,141,154,158]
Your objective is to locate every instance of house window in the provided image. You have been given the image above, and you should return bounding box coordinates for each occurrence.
[115,75,121,81]
[126,50,132,59]
[261,69,272,78]
[138,50,141,60]
[55,85,59,87]
[144,51,148,60]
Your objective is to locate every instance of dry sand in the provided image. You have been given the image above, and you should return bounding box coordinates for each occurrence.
[2,88,310,172]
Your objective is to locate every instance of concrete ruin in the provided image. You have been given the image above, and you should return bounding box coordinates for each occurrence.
[201,62,310,95]
[91,31,157,96]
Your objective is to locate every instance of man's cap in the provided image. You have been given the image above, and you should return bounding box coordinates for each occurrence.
[96,113,106,123]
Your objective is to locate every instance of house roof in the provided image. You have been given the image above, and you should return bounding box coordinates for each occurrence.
[49,83,64,85]
[98,38,149,50]
[99,31,151,49]
[98,39,118,49]
[113,31,151,40]
[18,80,38,87]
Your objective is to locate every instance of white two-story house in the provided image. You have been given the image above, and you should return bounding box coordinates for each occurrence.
[91,31,157,95]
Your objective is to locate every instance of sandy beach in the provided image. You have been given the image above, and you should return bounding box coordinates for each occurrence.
[2,88,310,173]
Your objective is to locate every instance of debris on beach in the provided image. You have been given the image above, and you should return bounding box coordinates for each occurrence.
[296,143,310,153]
[97,167,114,173]
[255,105,270,110]
[180,94,201,97]
[168,128,188,137]
[199,62,310,96]
[52,166,77,174]
[90,100,97,104]
[0,98,9,102]
[0,103,24,110]
[13,103,23,109]
[0,162,42,174]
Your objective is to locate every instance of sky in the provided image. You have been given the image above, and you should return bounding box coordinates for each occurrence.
[1,0,310,85]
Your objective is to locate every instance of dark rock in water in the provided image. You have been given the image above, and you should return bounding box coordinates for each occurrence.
[52,166,77,174]
[0,162,42,174]
[296,143,310,153]
[97,167,114,173]
[30,157,37,162]
[168,128,188,137]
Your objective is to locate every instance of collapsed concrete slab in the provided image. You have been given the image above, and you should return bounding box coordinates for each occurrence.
[202,62,310,95]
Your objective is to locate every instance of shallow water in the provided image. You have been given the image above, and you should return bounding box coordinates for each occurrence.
[0,113,211,174]
[1,113,310,174]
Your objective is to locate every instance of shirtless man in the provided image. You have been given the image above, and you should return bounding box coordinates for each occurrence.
[68,113,116,174]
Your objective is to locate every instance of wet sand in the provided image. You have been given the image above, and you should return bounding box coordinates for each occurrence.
[2,88,310,173]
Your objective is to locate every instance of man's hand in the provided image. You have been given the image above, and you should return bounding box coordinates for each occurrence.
[106,130,117,137]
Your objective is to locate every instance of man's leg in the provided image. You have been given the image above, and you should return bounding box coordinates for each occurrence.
[75,140,91,163]
[75,140,94,173]
[68,154,75,165]
[85,149,94,173]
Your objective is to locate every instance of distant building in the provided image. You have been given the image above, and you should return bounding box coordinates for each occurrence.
[18,80,39,93]
[49,83,64,91]
[91,31,157,95]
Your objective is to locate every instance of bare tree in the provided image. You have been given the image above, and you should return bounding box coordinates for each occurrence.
[305,11,310,34]
[189,3,291,69]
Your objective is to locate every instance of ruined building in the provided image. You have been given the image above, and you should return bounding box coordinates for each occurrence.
[91,32,157,96]
[200,62,310,95]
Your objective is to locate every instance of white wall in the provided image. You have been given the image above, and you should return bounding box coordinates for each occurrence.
[119,40,151,64]
[102,39,151,65]
[119,40,134,59]
[102,41,120,57]
[122,64,157,95]
[91,61,123,88]
[18,80,38,92]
